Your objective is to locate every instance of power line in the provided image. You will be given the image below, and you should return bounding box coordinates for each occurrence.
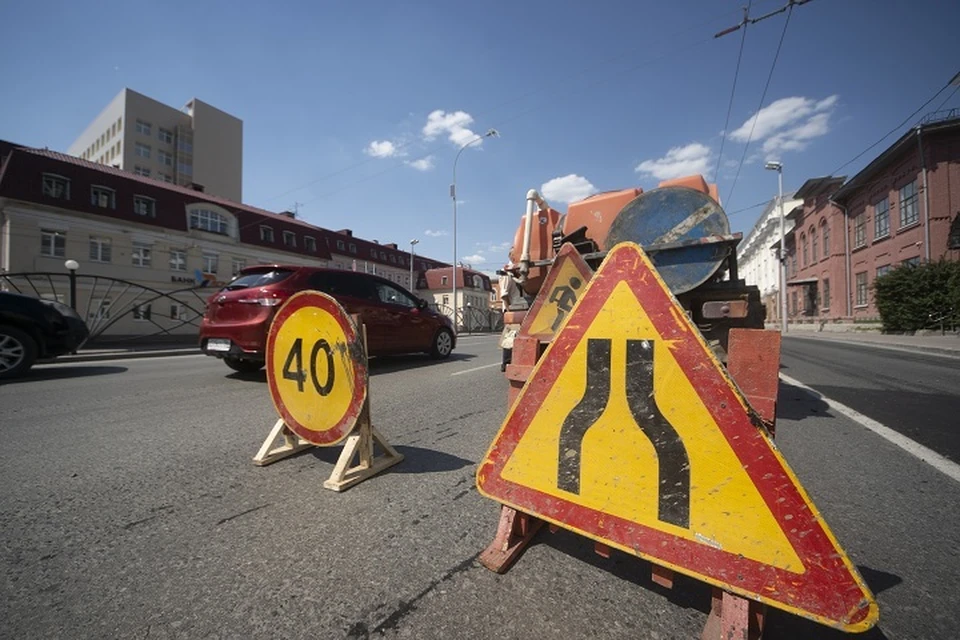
[723,1,795,207]
[829,72,958,176]
[713,2,752,184]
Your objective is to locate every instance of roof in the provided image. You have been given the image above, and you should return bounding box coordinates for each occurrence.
[421,266,492,291]
[794,176,846,201]
[833,115,960,203]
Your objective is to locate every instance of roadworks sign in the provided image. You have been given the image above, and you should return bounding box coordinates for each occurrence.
[519,243,593,340]
[477,242,877,632]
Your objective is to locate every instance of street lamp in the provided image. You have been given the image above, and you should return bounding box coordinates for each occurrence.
[64,259,79,310]
[450,128,498,334]
[409,238,419,291]
[764,161,787,334]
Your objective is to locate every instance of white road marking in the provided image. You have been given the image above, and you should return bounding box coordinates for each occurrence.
[451,362,501,376]
[780,373,960,484]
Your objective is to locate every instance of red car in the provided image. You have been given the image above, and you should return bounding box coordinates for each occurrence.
[199,265,455,373]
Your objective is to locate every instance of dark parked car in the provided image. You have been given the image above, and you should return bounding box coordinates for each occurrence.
[0,292,90,379]
[198,265,456,373]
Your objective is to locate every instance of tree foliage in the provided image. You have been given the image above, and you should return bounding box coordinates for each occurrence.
[873,259,960,332]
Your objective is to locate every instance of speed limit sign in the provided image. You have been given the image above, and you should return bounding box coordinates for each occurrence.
[266,291,367,446]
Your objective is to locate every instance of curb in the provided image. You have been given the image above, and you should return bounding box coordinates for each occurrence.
[783,333,960,358]
[46,348,201,364]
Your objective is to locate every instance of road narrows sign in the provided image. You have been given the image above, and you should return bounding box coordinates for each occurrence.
[519,243,593,340]
[267,291,367,446]
[476,242,878,632]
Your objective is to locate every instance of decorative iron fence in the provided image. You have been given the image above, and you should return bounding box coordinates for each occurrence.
[428,303,503,333]
[1,272,211,345]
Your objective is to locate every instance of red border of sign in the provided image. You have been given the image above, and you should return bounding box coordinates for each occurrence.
[478,243,876,631]
[266,291,367,446]
[519,243,594,340]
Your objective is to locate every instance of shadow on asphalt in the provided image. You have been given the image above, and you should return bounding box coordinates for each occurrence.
[388,445,473,474]
[224,352,478,383]
[777,380,831,421]
[3,365,128,385]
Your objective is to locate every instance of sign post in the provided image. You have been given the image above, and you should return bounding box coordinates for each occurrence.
[254,291,402,491]
[477,243,877,633]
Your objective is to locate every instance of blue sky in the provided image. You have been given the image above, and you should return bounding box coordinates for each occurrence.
[2,0,958,272]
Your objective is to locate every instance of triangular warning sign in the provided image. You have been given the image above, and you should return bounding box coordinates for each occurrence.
[477,243,877,632]
[519,243,593,340]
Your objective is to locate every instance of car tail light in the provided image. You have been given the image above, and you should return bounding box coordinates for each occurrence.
[239,297,284,307]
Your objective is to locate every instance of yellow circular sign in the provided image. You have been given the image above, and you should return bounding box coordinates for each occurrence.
[266,291,367,445]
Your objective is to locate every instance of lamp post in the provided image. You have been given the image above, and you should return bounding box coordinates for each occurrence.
[451,128,498,334]
[764,161,787,333]
[409,238,419,291]
[64,259,79,310]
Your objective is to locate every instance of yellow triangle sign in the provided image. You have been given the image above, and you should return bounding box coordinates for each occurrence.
[477,243,877,632]
[519,243,593,340]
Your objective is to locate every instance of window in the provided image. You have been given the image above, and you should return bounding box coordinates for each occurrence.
[903,256,921,267]
[442,295,449,305]
[283,230,296,248]
[177,139,193,153]
[874,197,890,239]
[800,233,808,267]
[88,298,111,322]
[822,221,830,257]
[178,162,193,176]
[304,236,317,252]
[40,229,66,257]
[855,272,868,307]
[853,213,866,248]
[170,303,188,320]
[135,119,152,135]
[789,250,797,277]
[133,304,151,321]
[790,291,797,315]
[191,209,229,235]
[231,258,246,276]
[157,150,173,166]
[374,282,417,308]
[349,243,357,254]
[89,236,112,262]
[811,227,819,262]
[170,249,186,271]
[42,174,70,199]
[899,180,919,227]
[135,142,151,159]
[370,248,378,258]
[388,255,396,263]
[159,173,174,183]
[158,128,173,144]
[441,275,448,285]
[202,252,218,273]
[822,279,830,310]
[876,264,892,278]
[260,225,274,242]
[380,252,386,260]
[132,242,152,267]
[134,166,151,177]
[336,239,346,250]
[133,195,156,217]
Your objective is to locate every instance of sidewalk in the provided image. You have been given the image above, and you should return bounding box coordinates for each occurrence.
[782,330,960,357]
[45,338,200,364]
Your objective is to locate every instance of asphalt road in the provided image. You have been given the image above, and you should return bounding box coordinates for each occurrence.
[780,336,960,463]
[2,335,959,639]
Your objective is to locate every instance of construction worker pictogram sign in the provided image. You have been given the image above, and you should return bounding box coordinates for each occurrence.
[520,243,593,340]
[267,291,367,446]
[476,242,878,632]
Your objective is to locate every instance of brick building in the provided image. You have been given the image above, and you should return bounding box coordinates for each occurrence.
[782,114,960,324]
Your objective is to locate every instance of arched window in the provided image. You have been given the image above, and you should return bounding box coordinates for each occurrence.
[821,220,830,256]
[811,225,819,262]
[801,233,808,267]
[186,203,236,238]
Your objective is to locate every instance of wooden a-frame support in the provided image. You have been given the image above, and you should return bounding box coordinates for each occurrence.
[482,328,780,639]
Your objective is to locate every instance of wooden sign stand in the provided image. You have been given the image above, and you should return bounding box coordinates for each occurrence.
[253,319,403,491]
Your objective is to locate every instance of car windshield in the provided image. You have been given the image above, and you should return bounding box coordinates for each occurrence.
[222,269,293,291]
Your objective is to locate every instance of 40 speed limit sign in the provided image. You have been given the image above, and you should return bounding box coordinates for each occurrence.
[266,291,367,446]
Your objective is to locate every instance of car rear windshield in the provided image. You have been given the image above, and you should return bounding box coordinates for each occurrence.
[222,269,294,291]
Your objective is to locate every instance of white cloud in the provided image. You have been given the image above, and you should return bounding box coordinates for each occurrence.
[634,143,711,180]
[728,95,839,158]
[460,253,485,265]
[364,140,400,158]
[477,240,513,252]
[424,229,448,237]
[422,110,479,147]
[406,155,435,171]
[540,174,598,205]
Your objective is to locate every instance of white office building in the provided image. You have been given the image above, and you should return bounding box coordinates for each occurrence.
[67,88,243,202]
[737,193,801,323]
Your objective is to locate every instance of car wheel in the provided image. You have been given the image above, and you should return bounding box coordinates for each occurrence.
[223,357,263,373]
[430,328,454,360]
[0,325,38,380]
